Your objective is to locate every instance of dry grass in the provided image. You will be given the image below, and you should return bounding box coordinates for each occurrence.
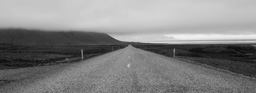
[178,56,256,77]
[0,44,126,69]
[133,44,256,77]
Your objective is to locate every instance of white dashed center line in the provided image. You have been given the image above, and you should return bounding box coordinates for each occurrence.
[127,64,130,68]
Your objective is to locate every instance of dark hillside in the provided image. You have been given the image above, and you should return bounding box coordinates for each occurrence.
[0,28,121,46]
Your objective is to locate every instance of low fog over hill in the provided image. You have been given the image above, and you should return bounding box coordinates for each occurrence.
[0,29,121,46]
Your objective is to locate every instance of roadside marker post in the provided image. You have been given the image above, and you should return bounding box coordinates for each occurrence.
[81,49,84,60]
[173,48,176,58]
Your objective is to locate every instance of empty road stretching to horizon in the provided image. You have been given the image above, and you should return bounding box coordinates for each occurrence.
[0,45,256,93]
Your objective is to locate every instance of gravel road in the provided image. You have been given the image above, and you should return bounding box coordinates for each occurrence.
[0,45,256,93]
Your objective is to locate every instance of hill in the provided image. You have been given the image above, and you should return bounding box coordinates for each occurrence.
[0,28,121,46]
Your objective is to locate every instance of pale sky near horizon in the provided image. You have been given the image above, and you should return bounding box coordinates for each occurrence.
[0,0,256,43]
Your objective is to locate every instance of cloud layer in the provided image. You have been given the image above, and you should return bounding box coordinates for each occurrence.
[1,0,256,42]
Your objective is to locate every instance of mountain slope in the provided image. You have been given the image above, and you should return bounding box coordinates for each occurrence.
[0,29,121,46]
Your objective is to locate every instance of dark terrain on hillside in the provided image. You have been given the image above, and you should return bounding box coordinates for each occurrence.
[0,28,121,46]
[0,28,128,69]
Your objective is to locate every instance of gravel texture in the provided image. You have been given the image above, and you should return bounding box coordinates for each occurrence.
[0,45,256,93]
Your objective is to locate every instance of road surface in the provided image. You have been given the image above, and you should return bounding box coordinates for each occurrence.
[0,45,256,93]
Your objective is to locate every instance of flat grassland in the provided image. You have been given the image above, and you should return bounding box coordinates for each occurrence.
[0,43,126,69]
[134,44,256,77]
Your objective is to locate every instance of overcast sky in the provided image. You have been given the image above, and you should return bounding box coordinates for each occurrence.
[1,0,256,42]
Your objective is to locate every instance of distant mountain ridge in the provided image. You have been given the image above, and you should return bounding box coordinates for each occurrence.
[0,28,121,46]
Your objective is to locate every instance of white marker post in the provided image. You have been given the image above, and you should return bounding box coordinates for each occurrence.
[173,48,176,58]
[81,49,84,60]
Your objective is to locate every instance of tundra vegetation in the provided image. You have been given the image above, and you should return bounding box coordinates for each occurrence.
[134,44,256,77]
[0,43,126,69]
